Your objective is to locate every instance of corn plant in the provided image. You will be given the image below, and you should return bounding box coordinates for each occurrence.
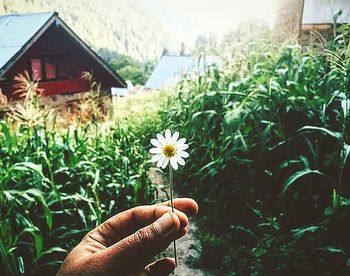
[0,72,159,275]
[161,27,350,275]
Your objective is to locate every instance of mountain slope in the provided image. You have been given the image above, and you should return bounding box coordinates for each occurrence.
[144,0,198,45]
[0,0,183,62]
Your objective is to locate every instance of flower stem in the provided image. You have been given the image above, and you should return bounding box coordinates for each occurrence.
[169,165,177,266]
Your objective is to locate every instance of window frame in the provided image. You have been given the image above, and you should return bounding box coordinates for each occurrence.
[28,55,73,81]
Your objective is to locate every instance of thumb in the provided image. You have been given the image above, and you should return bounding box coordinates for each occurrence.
[98,212,182,270]
[145,257,176,275]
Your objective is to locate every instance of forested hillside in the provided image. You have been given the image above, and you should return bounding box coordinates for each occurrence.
[0,0,183,62]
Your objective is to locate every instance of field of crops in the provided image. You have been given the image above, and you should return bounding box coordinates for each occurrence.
[165,28,350,274]
[2,26,350,275]
[0,82,164,274]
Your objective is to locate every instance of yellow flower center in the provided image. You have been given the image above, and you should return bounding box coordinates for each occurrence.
[162,144,176,158]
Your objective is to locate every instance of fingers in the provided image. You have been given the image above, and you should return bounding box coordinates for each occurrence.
[145,258,176,276]
[94,212,183,272]
[94,198,198,245]
[156,198,198,217]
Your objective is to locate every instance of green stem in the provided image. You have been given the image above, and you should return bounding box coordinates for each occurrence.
[169,165,177,266]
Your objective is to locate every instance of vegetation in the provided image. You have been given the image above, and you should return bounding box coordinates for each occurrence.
[0,0,182,62]
[2,10,350,275]
[109,55,155,85]
[160,26,350,274]
[0,77,160,275]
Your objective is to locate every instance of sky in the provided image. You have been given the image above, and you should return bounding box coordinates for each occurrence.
[147,0,278,43]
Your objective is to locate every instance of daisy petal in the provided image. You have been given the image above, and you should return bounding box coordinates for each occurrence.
[149,147,162,154]
[150,138,162,148]
[151,154,162,162]
[162,158,169,169]
[175,156,185,166]
[157,156,165,168]
[171,131,179,143]
[170,158,179,170]
[178,150,189,158]
[177,143,189,150]
[156,133,166,145]
[177,138,186,145]
[165,129,172,140]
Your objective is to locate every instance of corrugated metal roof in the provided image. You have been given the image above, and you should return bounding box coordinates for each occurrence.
[0,12,54,71]
[303,0,350,24]
[145,55,222,89]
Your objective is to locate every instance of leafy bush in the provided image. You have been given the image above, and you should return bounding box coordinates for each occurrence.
[163,30,350,274]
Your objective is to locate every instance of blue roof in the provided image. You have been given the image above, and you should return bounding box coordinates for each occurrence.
[145,55,222,89]
[0,12,54,73]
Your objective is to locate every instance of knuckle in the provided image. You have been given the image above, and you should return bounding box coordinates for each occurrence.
[132,227,154,246]
[132,230,144,246]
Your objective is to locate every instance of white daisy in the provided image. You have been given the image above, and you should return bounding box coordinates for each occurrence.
[149,129,189,170]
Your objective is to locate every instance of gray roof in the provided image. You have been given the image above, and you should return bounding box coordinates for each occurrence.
[0,12,55,75]
[303,0,350,24]
[145,55,222,89]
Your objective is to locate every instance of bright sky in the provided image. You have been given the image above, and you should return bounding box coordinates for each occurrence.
[167,0,278,36]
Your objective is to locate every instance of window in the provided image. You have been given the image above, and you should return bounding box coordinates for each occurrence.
[30,58,42,81]
[30,56,73,81]
[44,58,57,79]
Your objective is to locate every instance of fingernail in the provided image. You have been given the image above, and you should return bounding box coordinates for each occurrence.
[154,212,176,236]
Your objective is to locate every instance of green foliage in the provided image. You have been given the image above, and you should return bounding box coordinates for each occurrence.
[160,29,350,274]
[1,0,181,62]
[0,121,157,275]
[109,55,154,85]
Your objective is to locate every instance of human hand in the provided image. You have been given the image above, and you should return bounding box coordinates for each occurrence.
[57,198,198,276]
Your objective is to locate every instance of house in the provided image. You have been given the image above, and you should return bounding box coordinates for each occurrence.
[145,55,222,90]
[302,0,350,36]
[274,0,350,39]
[0,12,126,101]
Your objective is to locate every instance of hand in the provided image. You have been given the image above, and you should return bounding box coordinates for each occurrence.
[57,198,198,275]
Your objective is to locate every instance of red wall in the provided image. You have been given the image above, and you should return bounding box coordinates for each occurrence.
[0,23,122,99]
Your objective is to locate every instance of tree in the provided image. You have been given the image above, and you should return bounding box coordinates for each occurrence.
[2,0,14,13]
[109,55,148,85]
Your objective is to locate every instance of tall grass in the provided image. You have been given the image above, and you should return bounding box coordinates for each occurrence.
[3,25,350,275]
[162,28,350,274]
[0,78,159,275]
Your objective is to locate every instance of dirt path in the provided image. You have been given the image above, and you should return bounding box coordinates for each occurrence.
[149,168,212,276]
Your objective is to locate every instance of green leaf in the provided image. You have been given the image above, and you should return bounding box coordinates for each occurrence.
[292,226,320,239]
[322,246,345,255]
[192,110,218,120]
[41,247,67,257]
[282,169,325,195]
[18,256,25,274]
[34,233,43,261]
[12,162,43,176]
[341,144,350,167]
[25,189,52,230]
[297,126,342,140]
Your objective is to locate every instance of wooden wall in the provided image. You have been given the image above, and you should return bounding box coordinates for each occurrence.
[1,23,121,99]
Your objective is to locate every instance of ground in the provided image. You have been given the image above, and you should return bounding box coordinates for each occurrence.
[149,168,212,276]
